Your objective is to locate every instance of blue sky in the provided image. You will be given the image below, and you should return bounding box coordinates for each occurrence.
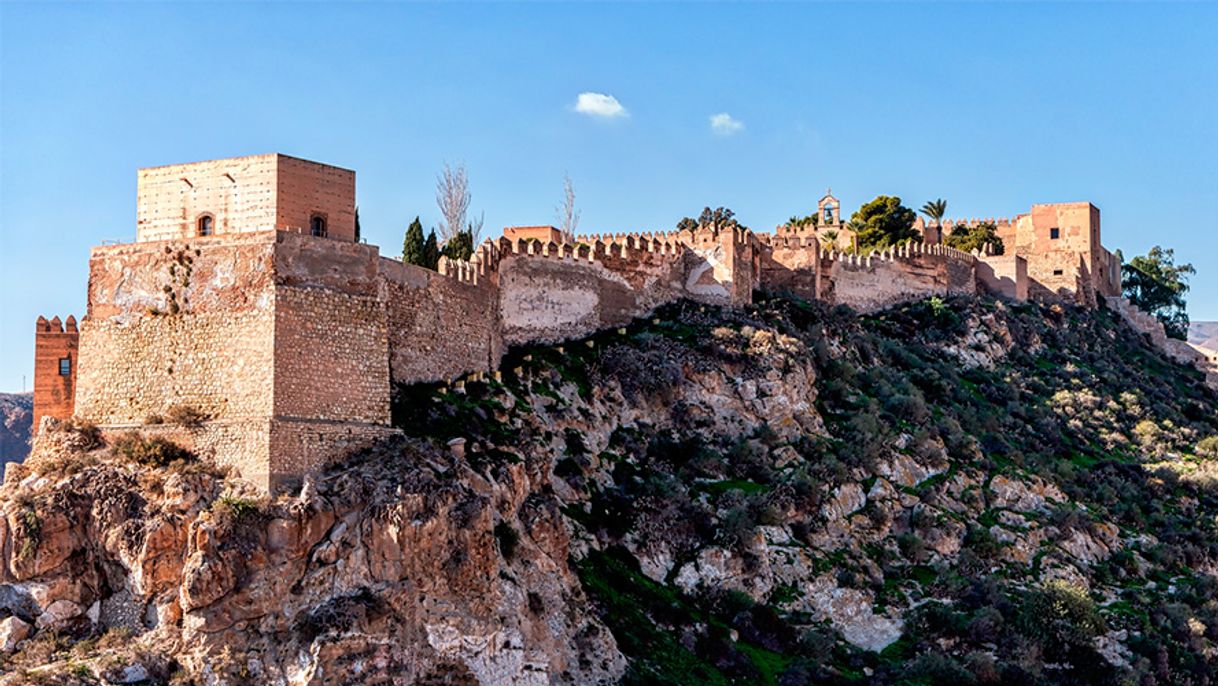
[1,2,1216,392]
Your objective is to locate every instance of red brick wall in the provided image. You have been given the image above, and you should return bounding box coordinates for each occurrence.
[33,316,79,429]
[276,155,356,242]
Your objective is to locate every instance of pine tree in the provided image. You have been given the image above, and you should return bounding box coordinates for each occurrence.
[423,230,440,269]
[403,217,425,265]
[355,207,362,242]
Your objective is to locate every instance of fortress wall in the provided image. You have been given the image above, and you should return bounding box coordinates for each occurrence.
[975,253,1028,301]
[1106,296,1218,391]
[270,234,389,424]
[273,286,389,424]
[267,419,399,494]
[76,234,280,425]
[1095,247,1122,298]
[382,258,501,384]
[115,420,274,490]
[681,229,755,306]
[85,232,278,320]
[137,155,280,242]
[497,243,686,346]
[823,245,976,313]
[757,235,820,300]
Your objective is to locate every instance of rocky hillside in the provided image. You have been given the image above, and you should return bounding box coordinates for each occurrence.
[0,394,31,465]
[1,295,1216,686]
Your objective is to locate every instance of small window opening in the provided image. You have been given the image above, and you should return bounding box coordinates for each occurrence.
[198,215,213,236]
[59,357,71,376]
[1053,269,1064,276]
[310,215,327,238]
[1049,227,1060,240]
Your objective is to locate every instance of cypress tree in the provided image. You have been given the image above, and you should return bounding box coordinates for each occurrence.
[402,217,425,265]
[423,230,440,269]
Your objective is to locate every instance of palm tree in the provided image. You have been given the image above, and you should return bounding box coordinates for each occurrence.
[915,198,945,241]
[920,199,947,225]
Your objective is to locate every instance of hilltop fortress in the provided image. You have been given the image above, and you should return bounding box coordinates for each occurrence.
[31,153,1157,492]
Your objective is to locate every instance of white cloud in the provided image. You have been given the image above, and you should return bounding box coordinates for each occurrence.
[573,92,628,118]
[709,112,744,136]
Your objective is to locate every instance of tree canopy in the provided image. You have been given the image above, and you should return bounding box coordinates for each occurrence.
[1122,246,1195,340]
[442,228,475,262]
[850,196,919,252]
[944,221,1005,255]
[677,207,743,233]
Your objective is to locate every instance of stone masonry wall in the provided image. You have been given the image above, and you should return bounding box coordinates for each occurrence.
[821,244,976,313]
[757,235,821,301]
[76,234,279,425]
[497,240,686,346]
[382,258,501,385]
[975,254,1029,301]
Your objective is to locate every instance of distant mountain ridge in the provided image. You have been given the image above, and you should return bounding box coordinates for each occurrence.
[0,392,32,464]
[1190,320,1218,350]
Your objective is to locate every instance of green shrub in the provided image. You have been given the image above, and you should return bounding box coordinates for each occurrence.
[1017,581,1105,650]
[111,432,194,467]
[165,404,208,427]
[1197,435,1218,459]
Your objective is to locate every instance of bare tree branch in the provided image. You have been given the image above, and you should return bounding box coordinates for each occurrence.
[435,163,471,242]
[555,173,580,242]
[468,211,484,245]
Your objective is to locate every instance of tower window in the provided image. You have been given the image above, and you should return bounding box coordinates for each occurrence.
[59,357,71,376]
[198,215,214,236]
[310,215,327,238]
[1053,269,1064,276]
[1050,227,1060,239]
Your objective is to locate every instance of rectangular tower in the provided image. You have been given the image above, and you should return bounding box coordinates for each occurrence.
[33,316,79,429]
[136,153,356,243]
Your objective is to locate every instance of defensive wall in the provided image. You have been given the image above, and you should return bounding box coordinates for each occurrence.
[34,153,1152,493]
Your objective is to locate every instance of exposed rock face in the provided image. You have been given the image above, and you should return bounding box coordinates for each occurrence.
[1,296,1216,686]
[0,393,31,465]
[0,435,622,685]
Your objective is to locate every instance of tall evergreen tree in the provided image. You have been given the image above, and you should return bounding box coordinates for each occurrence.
[423,230,440,269]
[355,207,362,242]
[402,217,425,265]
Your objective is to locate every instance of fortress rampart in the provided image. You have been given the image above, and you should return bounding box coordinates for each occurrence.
[34,153,1143,493]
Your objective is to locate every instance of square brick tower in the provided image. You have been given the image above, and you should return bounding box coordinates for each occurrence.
[1012,202,1121,304]
[136,153,356,243]
[32,316,79,429]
